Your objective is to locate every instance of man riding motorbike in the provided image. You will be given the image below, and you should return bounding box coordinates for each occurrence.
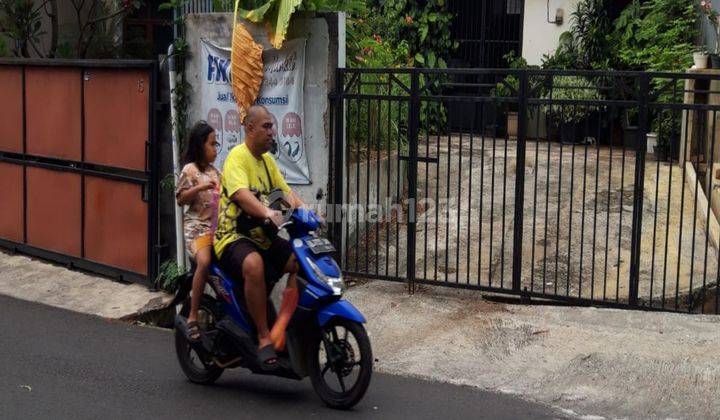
[213,105,305,370]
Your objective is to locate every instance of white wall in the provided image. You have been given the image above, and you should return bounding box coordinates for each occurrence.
[522,0,579,66]
[701,11,718,54]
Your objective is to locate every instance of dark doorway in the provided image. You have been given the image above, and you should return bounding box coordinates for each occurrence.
[446,0,525,132]
[448,0,524,69]
[123,0,173,59]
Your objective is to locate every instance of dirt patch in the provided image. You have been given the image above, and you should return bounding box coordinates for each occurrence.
[587,189,639,213]
[347,279,720,419]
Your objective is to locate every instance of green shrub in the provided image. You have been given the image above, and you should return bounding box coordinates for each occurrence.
[543,0,696,72]
[542,32,580,69]
[543,76,603,124]
[541,0,613,69]
[571,0,613,69]
[614,0,696,71]
[156,259,187,292]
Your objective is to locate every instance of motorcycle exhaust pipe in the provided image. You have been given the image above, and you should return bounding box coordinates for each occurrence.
[212,357,242,369]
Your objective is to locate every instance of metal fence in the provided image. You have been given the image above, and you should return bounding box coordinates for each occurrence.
[180,0,215,14]
[330,67,720,314]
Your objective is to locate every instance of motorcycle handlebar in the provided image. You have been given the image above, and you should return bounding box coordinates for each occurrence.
[263,217,293,230]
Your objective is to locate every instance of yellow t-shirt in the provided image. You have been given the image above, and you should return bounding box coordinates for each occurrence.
[214,143,291,258]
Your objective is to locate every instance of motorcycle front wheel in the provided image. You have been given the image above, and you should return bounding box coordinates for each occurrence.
[309,318,373,409]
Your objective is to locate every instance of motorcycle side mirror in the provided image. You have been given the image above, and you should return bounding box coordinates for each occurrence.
[267,188,291,211]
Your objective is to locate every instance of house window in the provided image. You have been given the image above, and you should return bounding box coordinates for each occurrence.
[123,0,173,58]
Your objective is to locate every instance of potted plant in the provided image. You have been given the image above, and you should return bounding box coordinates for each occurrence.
[543,75,603,144]
[701,1,720,67]
[646,131,658,156]
[652,110,680,161]
[619,108,638,148]
[493,75,520,137]
[694,46,709,69]
[492,52,532,138]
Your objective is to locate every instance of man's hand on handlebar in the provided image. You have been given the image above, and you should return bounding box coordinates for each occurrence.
[233,188,302,228]
[265,209,286,227]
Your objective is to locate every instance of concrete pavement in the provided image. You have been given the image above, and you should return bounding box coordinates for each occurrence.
[0,250,172,319]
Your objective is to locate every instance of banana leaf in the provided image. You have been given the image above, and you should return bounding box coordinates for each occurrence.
[231,20,264,122]
[236,0,303,49]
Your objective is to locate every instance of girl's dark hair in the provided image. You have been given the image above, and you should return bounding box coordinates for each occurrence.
[182,121,215,169]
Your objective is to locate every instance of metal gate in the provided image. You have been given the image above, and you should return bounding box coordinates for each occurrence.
[330,67,720,314]
[0,59,159,284]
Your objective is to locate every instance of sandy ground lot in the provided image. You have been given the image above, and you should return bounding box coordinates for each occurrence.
[347,137,719,311]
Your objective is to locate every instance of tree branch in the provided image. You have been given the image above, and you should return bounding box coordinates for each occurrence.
[29,38,44,57]
[47,0,58,57]
[69,0,84,13]
[33,0,51,14]
[76,0,97,49]
[81,0,99,32]
[87,0,97,18]
[88,6,130,26]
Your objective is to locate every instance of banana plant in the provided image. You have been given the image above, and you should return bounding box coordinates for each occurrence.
[235,0,303,49]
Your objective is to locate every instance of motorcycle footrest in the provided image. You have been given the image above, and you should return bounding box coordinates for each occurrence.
[216,318,258,363]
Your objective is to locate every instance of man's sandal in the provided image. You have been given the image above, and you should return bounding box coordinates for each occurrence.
[258,344,279,371]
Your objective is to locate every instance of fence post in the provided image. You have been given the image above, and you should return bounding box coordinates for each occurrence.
[406,70,420,294]
[629,74,649,307]
[511,71,529,293]
[148,61,160,286]
[331,70,345,264]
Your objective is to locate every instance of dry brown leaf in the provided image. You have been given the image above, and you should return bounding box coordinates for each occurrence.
[231,21,264,123]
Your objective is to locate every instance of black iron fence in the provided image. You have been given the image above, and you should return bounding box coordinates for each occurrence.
[330,67,720,314]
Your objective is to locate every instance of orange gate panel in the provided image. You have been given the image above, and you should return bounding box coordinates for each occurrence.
[0,163,24,242]
[84,176,148,275]
[26,167,81,256]
[0,67,23,153]
[25,67,81,161]
[84,69,150,171]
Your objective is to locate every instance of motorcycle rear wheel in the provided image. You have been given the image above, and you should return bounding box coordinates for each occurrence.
[309,318,373,409]
[175,295,224,384]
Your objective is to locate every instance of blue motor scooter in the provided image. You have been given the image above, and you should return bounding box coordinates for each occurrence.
[172,204,372,409]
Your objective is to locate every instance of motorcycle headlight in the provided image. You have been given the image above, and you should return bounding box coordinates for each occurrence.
[306,257,345,296]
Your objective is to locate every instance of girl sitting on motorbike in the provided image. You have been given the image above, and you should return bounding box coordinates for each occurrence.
[176,121,221,341]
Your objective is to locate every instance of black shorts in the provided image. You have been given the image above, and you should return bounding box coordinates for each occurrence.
[218,237,294,293]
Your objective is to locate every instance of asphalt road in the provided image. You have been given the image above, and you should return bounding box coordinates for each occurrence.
[0,295,562,419]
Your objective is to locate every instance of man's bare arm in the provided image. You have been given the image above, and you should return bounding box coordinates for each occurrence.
[288,190,304,208]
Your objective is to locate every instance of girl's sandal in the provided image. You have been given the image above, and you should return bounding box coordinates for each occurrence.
[186,321,202,343]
